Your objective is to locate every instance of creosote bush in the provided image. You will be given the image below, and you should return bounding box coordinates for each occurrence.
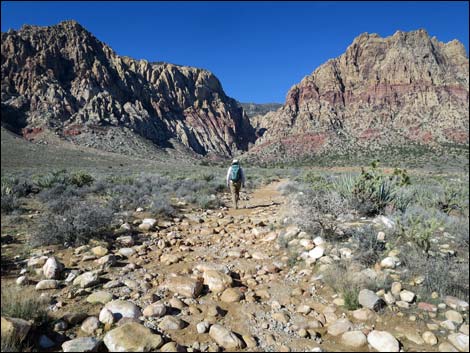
[31,201,114,247]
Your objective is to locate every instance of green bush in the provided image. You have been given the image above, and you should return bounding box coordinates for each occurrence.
[350,162,409,216]
[395,211,442,254]
[69,171,94,187]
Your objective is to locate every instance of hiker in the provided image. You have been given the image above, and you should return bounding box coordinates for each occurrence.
[226,159,245,209]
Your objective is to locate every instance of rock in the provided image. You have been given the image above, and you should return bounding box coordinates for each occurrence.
[358,289,386,311]
[384,292,396,305]
[139,219,157,231]
[73,271,100,288]
[445,296,469,311]
[341,331,367,348]
[62,337,101,352]
[104,322,163,351]
[197,321,211,334]
[27,256,48,267]
[160,342,185,352]
[380,257,398,269]
[242,335,257,348]
[439,342,459,352]
[262,232,278,242]
[272,312,290,324]
[418,302,437,312]
[367,330,400,352]
[405,331,424,345]
[42,256,64,279]
[209,324,245,350]
[81,316,100,334]
[38,335,56,349]
[203,270,233,293]
[448,333,469,352]
[86,291,113,304]
[104,300,142,320]
[91,246,108,257]
[308,246,325,260]
[352,308,375,321]
[220,287,244,303]
[446,310,464,324]
[158,316,187,331]
[441,320,457,331]
[119,248,136,257]
[95,254,117,267]
[162,276,203,298]
[460,324,469,336]
[16,275,28,285]
[99,308,115,325]
[143,303,166,318]
[396,301,409,309]
[63,312,88,325]
[327,318,353,336]
[391,282,402,297]
[35,279,59,290]
[104,280,123,289]
[422,331,438,346]
[1,316,31,344]
[399,290,416,303]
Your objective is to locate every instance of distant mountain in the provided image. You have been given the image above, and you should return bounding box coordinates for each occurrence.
[237,102,282,118]
[248,29,469,163]
[1,21,256,157]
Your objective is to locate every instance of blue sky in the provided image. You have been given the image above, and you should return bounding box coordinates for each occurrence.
[2,1,468,103]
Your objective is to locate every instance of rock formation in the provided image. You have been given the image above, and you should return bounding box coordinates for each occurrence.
[251,29,469,161]
[1,20,256,157]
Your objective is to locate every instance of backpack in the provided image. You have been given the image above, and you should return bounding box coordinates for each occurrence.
[230,164,241,182]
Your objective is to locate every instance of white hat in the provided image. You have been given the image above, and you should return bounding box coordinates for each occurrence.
[232,159,239,164]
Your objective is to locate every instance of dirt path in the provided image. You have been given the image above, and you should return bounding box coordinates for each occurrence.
[2,179,450,352]
[226,179,288,218]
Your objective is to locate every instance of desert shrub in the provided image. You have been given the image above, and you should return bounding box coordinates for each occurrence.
[352,225,386,266]
[445,216,469,253]
[33,169,69,189]
[346,162,410,216]
[343,287,361,310]
[147,196,176,216]
[400,245,469,301]
[1,194,19,214]
[322,261,361,310]
[1,285,49,322]
[31,201,114,246]
[1,177,33,198]
[69,171,94,187]
[395,207,442,254]
[292,189,350,240]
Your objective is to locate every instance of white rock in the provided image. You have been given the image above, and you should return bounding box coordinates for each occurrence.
[99,308,115,325]
[400,290,416,303]
[341,331,367,348]
[308,246,325,260]
[448,333,469,352]
[42,257,64,279]
[367,330,400,352]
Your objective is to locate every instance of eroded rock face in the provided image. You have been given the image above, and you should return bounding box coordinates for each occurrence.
[1,20,255,157]
[250,29,469,162]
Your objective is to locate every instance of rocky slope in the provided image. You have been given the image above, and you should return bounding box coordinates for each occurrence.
[1,20,256,157]
[250,29,469,162]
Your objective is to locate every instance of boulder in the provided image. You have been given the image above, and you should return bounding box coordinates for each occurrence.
[103,322,163,352]
[367,330,400,352]
[203,270,233,293]
[104,300,142,320]
[358,289,386,311]
[42,256,64,279]
[62,337,101,352]
[209,324,245,350]
[162,276,203,298]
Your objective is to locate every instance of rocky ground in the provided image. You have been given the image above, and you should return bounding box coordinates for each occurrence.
[2,180,469,352]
